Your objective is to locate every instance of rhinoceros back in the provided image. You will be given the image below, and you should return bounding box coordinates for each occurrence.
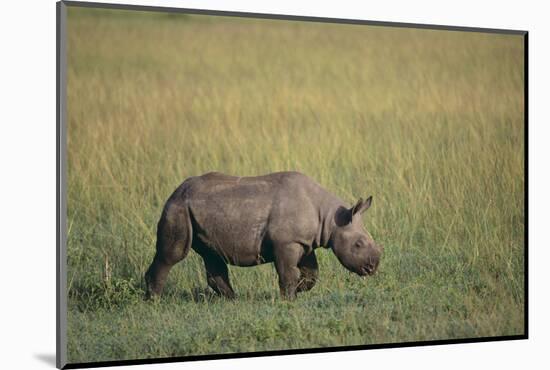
[183,173,281,265]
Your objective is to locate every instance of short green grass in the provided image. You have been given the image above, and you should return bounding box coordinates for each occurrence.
[65,7,525,364]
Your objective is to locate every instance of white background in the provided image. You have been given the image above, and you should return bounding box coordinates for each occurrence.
[1,0,547,369]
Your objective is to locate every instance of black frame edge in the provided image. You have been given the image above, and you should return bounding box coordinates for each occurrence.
[57,1,68,368]
[61,0,527,35]
[56,2,61,368]
[523,32,529,338]
[63,335,527,369]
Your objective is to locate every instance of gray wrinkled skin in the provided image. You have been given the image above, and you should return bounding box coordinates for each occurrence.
[145,171,383,300]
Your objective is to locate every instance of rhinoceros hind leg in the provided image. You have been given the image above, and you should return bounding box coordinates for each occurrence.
[296,251,319,293]
[145,257,176,299]
[202,255,236,299]
[145,205,192,299]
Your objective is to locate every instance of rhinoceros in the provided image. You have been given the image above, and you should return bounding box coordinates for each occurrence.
[145,171,382,299]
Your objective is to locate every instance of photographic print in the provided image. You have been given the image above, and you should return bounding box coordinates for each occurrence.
[57,1,527,368]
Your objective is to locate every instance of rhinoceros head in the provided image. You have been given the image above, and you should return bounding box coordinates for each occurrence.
[330,196,383,276]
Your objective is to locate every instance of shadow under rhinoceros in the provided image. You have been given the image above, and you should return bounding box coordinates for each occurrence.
[177,287,219,303]
[177,287,280,303]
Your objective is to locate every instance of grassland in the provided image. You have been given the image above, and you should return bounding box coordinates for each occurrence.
[65,7,525,364]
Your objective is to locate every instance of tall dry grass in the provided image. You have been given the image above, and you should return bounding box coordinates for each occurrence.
[66,7,525,363]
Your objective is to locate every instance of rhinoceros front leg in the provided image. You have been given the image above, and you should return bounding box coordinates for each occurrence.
[203,255,236,299]
[296,251,319,293]
[274,243,305,299]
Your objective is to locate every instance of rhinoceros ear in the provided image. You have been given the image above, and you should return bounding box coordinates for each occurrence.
[350,196,372,216]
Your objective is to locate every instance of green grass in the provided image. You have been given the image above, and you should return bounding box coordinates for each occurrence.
[65,7,525,364]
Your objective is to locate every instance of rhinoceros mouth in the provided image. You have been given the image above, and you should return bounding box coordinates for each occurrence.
[358,264,375,276]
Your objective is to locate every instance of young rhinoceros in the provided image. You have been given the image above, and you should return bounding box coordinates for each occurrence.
[145,171,382,299]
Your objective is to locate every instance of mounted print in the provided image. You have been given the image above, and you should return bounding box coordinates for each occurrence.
[56,1,528,368]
